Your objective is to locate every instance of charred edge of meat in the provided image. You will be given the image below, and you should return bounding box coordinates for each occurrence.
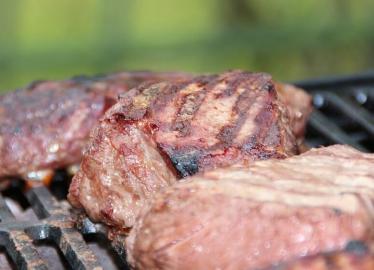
[264,82,275,92]
[70,74,106,83]
[168,150,200,177]
[25,80,47,90]
[344,240,369,254]
[25,74,103,90]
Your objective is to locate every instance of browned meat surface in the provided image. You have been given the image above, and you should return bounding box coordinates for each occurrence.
[0,71,191,181]
[68,70,299,230]
[126,145,374,270]
[267,245,374,270]
[275,83,312,144]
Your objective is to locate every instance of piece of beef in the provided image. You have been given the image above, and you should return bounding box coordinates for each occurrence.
[275,83,312,146]
[0,71,191,182]
[126,145,374,270]
[68,70,300,230]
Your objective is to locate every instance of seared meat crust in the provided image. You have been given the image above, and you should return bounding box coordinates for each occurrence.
[275,83,312,144]
[69,70,299,229]
[0,71,191,180]
[127,145,374,270]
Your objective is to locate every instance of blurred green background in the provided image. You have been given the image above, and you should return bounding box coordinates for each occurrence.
[1,0,373,92]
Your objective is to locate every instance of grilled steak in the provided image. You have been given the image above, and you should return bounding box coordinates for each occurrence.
[126,145,374,270]
[68,70,301,230]
[0,71,191,181]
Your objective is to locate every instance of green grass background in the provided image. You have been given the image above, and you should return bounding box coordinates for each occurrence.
[1,0,373,92]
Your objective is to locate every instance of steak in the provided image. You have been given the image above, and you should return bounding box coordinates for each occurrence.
[0,71,191,182]
[68,70,302,230]
[275,83,312,146]
[126,145,374,270]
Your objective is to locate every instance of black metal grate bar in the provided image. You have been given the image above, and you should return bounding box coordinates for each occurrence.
[56,227,103,270]
[322,92,374,136]
[4,231,48,270]
[0,194,15,222]
[308,110,368,152]
[0,187,105,269]
[293,71,374,89]
[297,73,373,151]
[26,187,62,219]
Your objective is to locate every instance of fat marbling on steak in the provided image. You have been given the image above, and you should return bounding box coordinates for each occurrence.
[68,70,303,230]
[0,71,192,182]
[126,145,374,270]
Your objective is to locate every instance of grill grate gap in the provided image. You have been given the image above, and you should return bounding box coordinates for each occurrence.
[323,93,373,135]
[0,246,17,270]
[302,79,374,151]
[49,170,71,201]
[2,181,29,210]
[304,124,332,148]
[360,137,374,152]
[84,233,129,269]
[32,239,71,270]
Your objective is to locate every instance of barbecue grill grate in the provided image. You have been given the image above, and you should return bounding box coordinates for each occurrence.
[0,183,130,270]
[295,73,374,152]
[1,73,373,269]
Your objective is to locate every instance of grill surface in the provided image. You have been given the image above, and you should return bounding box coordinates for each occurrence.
[295,73,374,152]
[0,73,373,269]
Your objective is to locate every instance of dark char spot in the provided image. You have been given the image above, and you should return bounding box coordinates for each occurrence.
[344,240,369,254]
[26,80,46,90]
[332,208,343,216]
[169,152,200,178]
[70,74,93,83]
[263,82,275,92]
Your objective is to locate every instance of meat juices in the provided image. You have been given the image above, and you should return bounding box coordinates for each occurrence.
[0,71,192,181]
[68,70,304,230]
[127,145,374,270]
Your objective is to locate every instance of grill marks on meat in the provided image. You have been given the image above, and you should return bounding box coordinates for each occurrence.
[0,79,112,180]
[68,119,177,228]
[126,145,374,270]
[0,71,192,180]
[68,71,300,229]
[151,72,297,176]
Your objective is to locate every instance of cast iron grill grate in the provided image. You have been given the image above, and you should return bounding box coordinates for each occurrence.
[0,182,130,270]
[0,73,373,269]
[295,73,374,152]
